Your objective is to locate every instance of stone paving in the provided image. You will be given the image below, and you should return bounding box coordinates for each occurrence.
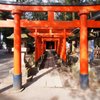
[0,49,100,100]
[0,49,13,80]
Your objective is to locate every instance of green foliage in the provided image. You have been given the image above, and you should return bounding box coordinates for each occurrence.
[22,12,48,20]
[16,0,26,2]
[0,11,11,20]
[65,0,71,5]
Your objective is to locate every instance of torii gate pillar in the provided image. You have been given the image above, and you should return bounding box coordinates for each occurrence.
[12,10,22,90]
[79,10,89,89]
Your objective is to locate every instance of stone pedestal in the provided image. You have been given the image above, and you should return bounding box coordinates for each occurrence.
[21,47,27,67]
[12,47,27,77]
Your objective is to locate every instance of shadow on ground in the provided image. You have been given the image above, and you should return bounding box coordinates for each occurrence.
[0,53,13,64]
[24,67,55,88]
[0,84,13,93]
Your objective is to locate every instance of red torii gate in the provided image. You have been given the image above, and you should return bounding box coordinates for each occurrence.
[0,4,100,90]
[28,29,72,61]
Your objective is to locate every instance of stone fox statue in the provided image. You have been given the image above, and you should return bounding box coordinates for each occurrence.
[24,52,38,82]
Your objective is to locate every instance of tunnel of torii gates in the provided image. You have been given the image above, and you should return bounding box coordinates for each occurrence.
[0,4,100,90]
